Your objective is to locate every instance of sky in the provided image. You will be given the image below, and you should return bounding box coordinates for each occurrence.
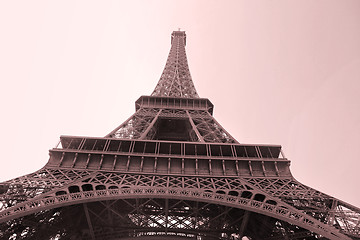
[0,1,359,207]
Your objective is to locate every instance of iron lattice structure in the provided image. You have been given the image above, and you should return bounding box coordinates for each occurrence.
[0,31,359,240]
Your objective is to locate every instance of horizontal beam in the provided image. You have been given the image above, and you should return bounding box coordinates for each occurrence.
[58,137,283,159]
[47,150,290,177]
[135,96,213,114]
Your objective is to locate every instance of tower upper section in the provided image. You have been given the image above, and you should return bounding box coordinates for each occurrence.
[151,31,199,98]
[106,31,236,143]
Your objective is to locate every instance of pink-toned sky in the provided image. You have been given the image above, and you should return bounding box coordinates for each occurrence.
[0,1,359,207]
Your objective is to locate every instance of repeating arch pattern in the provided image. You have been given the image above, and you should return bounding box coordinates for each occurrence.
[0,171,351,240]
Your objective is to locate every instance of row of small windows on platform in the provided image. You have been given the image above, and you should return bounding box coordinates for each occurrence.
[60,138,282,159]
[55,184,277,206]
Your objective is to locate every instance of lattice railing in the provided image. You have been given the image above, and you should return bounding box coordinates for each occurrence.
[0,186,350,240]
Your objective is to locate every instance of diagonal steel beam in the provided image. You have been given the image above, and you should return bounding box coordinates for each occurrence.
[186,110,204,142]
[139,109,162,139]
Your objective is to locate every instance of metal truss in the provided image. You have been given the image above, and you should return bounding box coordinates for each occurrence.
[106,108,237,143]
[0,169,94,211]
[245,178,360,238]
[151,31,198,98]
[1,31,359,240]
[0,198,289,240]
[106,108,160,139]
[188,110,236,143]
[1,167,359,239]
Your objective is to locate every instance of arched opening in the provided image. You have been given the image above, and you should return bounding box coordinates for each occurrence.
[228,191,239,196]
[216,190,226,195]
[68,186,80,193]
[95,185,106,190]
[13,198,322,239]
[253,194,265,202]
[109,185,118,189]
[266,200,277,205]
[82,184,93,192]
[55,190,67,196]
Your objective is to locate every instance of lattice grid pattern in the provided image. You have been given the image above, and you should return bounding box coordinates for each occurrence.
[1,30,359,240]
[151,31,198,98]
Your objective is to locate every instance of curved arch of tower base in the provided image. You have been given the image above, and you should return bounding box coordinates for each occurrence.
[0,197,342,240]
[0,169,355,240]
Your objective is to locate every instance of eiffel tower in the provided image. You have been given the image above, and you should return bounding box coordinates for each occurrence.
[0,31,359,240]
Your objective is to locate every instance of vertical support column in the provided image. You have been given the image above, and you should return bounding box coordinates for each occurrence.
[58,152,65,167]
[98,154,104,170]
[106,200,114,235]
[261,161,267,177]
[181,158,185,174]
[165,198,169,234]
[126,156,131,171]
[112,155,118,170]
[248,161,253,176]
[239,211,250,238]
[140,156,144,172]
[274,161,280,176]
[167,158,171,174]
[71,153,79,168]
[85,154,91,168]
[195,159,199,175]
[154,157,158,173]
[83,203,96,240]
[329,199,338,226]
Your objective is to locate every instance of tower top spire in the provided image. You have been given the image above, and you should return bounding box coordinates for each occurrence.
[151,31,198,98]
[171,30,186,45]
